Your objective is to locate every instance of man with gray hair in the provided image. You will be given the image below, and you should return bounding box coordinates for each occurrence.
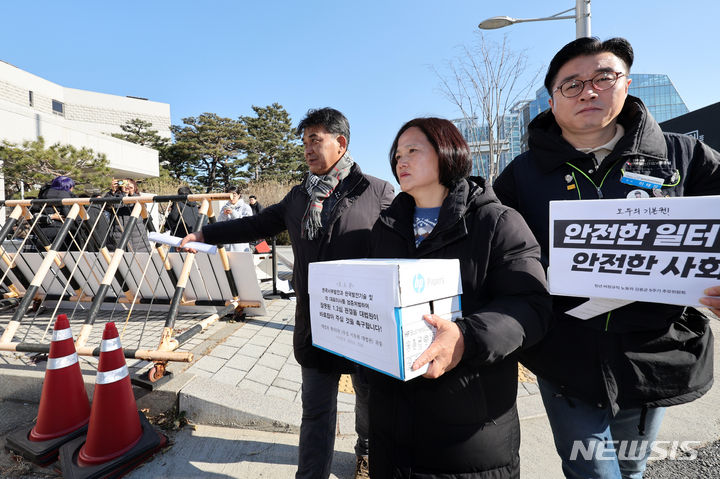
[181,107,394,479]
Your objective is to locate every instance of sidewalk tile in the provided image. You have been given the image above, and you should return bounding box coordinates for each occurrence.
[245,364,279,385]
[214,366,246,386]
[239,343,267,357]
[273,378,301,391]
[225,354,255,371]
[209,344,237,359]
[192,355,226,373]
[258,352,286,370]
[238,378,269,395]
[266,386,296,402]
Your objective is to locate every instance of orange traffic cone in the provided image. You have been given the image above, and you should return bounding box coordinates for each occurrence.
[58,322,167,478]
[5,314,90,465]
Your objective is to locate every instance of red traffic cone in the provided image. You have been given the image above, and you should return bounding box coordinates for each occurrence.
[58,322,166,479]
[5,314,90,465]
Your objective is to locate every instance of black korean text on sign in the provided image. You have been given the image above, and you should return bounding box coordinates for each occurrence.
[554,220,720,252]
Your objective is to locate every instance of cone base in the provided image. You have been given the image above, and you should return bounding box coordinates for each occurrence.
[5,424,88,466]
[58,412,167,479]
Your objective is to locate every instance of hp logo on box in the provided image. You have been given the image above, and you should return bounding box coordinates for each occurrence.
[413,274,425,293]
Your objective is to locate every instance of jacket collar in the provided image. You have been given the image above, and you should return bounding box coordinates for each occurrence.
[299,163,366,199]
[528,95,668,173]
[379,177,498,251]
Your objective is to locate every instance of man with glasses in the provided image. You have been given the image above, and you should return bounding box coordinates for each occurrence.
[495,37,720,478]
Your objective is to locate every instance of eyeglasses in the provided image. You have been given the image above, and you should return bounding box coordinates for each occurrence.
[552,71,625,98]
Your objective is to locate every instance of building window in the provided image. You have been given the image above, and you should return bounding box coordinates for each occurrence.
[52,99,65,116]
[28,91,34,107]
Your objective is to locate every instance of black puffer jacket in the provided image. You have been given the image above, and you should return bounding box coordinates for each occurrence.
[34,187,76,250]
[367,178,551,478]
[494,96,719,412]
[165,201,200,236]
[202,164,394,370]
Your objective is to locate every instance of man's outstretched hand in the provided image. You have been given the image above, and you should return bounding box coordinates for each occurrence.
[178,231,205,253]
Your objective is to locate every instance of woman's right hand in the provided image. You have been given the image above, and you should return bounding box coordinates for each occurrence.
[411,314,465,379]
[700,285,720,318]
[179,231,205,253]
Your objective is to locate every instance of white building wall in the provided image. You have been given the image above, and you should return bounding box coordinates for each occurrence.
[62,87,171,138]
[0,59,170,178]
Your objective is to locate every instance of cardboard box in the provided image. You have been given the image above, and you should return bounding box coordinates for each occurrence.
[308,259,462,380]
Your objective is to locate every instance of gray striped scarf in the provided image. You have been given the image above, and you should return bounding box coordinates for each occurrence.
[301,151,354,240]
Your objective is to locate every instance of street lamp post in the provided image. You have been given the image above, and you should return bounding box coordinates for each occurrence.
[478,0,591,39]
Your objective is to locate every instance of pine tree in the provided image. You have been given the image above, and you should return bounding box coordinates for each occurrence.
[170,113,248,192]
[242,103,306,182]
[0,137,110,198]
[111,118,169,150]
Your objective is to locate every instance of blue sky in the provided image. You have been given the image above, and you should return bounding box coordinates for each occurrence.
[2,1,717,187]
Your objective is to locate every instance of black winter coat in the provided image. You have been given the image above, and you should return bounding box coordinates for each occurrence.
[165,201,200,236]
[35,188,76,250]
[202,164,394,370]
[103,191,151,252]
[494,95,719,412]
[367,178,552,479]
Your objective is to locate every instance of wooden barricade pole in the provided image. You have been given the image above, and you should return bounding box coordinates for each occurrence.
[75,201,144,349]
[31,205,92,302]
[145,199,211,382]
[0,341,193,362]
[0,205,31,297]
[204,210,241,301]
[0,204,83,344]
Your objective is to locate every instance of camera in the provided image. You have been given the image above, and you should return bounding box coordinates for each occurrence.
[117,180,125,186]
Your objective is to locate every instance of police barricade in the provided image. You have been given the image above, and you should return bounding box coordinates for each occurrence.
[0,193,266,383]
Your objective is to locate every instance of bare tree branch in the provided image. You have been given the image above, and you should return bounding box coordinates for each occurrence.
[435,33,543,183]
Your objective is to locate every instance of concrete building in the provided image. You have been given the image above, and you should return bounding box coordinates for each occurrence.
[0,59,170,182]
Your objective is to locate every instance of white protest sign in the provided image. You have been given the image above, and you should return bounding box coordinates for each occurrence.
[549,196,720,307]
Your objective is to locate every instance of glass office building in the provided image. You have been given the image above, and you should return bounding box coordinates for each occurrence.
[454,74,688,178]
[452,112,523,178]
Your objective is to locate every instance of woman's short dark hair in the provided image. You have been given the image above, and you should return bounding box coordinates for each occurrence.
[545,37,634,95]
[177,186,192,196]
[389,118,472,187]
[50,175,75,192]
[296,107,350,146]
[225,185,239,194]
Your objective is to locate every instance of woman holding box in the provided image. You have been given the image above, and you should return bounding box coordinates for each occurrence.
[366,117,552,478]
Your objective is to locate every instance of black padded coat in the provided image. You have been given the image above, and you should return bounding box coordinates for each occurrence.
[493,95,719,413]
[367,177,552,478]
